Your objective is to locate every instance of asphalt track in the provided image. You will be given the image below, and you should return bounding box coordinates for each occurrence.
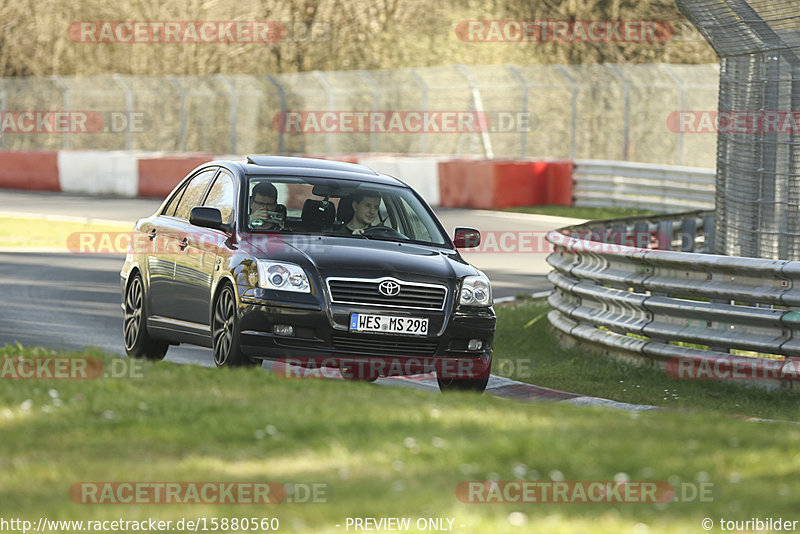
[0,189,583,377]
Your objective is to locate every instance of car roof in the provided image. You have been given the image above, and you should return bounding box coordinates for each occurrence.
[220,155,406,187]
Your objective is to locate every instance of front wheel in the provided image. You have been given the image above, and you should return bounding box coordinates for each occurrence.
[212,284,258,368]
[437,357,491,393]
[123,273,168,360]
[340,363,379,382]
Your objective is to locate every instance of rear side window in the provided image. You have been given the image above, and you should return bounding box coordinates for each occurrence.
[173,169,217,220]
[161,183,186,217]
[203,171,235,223]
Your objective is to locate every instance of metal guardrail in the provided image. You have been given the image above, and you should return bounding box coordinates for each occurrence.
[572,160,715,212]
[545,211,800,388]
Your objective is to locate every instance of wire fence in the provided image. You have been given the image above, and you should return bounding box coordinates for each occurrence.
[0,64,719,167]
[677,0,800,260]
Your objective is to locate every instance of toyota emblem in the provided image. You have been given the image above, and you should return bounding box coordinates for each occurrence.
[378,280,401,297]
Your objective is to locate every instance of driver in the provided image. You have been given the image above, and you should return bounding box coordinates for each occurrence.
[344,191,381,234]
[249,182,283,229]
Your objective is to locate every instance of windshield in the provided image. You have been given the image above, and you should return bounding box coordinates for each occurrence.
[244,175,449,246]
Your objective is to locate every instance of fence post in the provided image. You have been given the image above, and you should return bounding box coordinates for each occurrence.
[216,74,238,154]
[265,74,286,154]
[606,64,630,161]
[555,65,578,159]
[112,74,133,150]
[660,64,685,166]
[50,76,70,149]
[455,64,493,159]
[0,83,6,149]
[167,76,187,152]
[358,70,379,153]
[506,65,528,158]
[407,68,428,153]
[312,70,335,154]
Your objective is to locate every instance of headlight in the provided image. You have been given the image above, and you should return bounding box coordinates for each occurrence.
[459,274,492,306]
[256,261,311,293]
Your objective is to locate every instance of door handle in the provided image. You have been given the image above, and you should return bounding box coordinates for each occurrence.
[178,237,189,250]
[147,229,157,240]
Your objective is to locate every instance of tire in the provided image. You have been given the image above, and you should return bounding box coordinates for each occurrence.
[437,357,491,393]
[123,272,168,360]
[340,363,379,382]
[212,284,258,368]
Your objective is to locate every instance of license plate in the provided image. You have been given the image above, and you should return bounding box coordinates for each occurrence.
[349,313,428,336]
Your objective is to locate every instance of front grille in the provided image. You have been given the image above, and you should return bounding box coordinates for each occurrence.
[327,278,447,310]
[331,334,439,357]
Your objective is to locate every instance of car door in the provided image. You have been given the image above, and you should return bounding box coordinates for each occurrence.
[142,178,193,320]
[157,168,217,325]
[173,169,236,327]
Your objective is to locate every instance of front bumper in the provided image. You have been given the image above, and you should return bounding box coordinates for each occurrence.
[237,296,495,378]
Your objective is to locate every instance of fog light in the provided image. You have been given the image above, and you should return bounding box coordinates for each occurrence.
[467,339,483,351]
[273,324,294,336]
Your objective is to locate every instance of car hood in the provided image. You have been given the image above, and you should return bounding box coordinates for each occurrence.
[243,234,477,282]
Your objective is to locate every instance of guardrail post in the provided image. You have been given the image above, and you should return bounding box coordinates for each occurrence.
[702,214,716,253]
[634,222,651,250]
[681,217,697,253]
[657,221,673,250]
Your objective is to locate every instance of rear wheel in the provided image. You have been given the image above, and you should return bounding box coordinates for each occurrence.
[123,273,168,360]
[212,284,258,368]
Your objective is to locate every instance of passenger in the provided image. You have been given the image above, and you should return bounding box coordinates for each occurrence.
[249,182,282,229]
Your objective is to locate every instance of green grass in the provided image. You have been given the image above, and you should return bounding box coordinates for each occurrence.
[0,216,130,250]
[494,299,800,422]
[503,205,657,221]
[2,344,800,534]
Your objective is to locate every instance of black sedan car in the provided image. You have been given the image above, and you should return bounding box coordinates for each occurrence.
[120,156,495,391]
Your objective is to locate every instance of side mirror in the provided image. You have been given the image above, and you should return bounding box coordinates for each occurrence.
[190,206,227,232]
[453,227,481,248]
